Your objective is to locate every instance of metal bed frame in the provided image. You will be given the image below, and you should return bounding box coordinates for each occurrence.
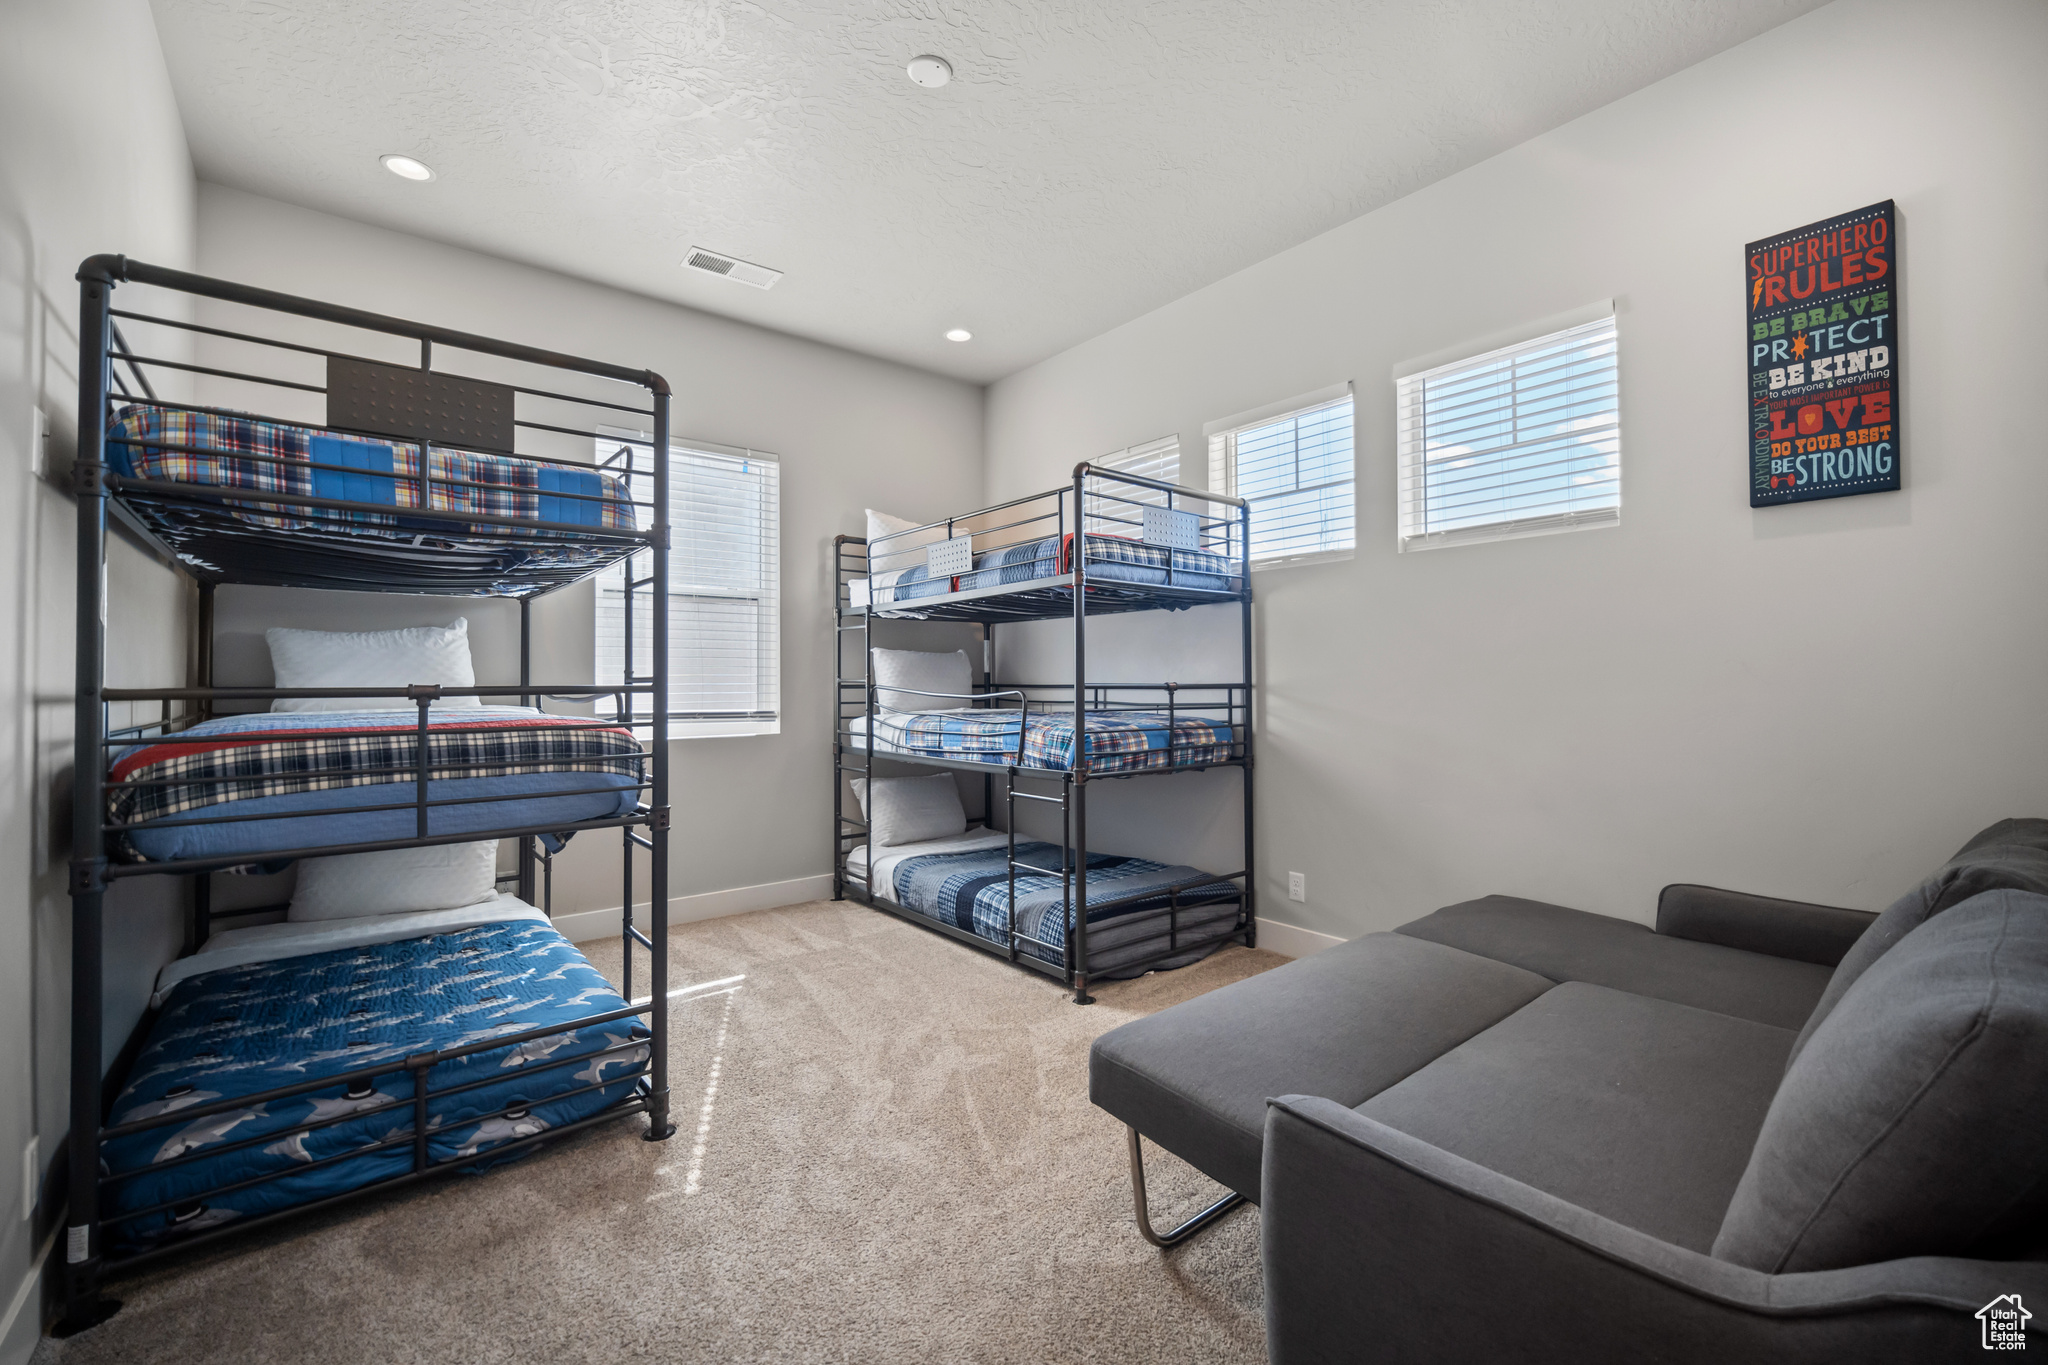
[832,466,1255,1006]
[60,256,676,1333]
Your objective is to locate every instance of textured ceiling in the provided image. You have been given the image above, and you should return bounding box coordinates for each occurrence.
[149,0,1822,383]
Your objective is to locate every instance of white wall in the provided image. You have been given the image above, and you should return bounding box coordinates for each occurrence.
[984,0,2048,941]
[0,0,195,1354]
[193,185,985,920]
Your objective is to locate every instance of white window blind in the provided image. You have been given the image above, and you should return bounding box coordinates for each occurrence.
[1207,394,1355,565]
[1397,315,1620,552]
[595,435,780,735]
[1084,435,1179,535]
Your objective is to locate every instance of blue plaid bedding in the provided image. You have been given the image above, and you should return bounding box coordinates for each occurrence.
[102,919,648,1254]
[888,840,1242,972]
[107,404,637,537]
[959,533,1237,593]
[870,533,1239,606]
[857,707,1233,774]
[109,708,644,862]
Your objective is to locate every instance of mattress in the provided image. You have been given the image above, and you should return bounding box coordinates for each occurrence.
[867,532,1240,607]
[845,707,1234,774]
[103,900,649,1254]
[109,707,644,862]
[848,828,1243,976]
[106,404,637,537]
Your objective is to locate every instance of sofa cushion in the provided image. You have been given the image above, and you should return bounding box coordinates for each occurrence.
[1713,890,2048,1273]
[1089,932,1551,1199]
[1785,819,2048,1069]
[1354,983,1794,1252]
[1396,896,1832,1029]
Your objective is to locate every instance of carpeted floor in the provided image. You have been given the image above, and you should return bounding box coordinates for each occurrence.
[38,900,1285,1365]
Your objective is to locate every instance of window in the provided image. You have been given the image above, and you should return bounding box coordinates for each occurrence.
[1084,435,1179,535]
[595,435,780,736]
[1207,388,1355,565]
[1396,314,1620,551]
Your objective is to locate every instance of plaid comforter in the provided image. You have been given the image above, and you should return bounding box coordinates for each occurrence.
[110,709,644,834]
[891,839,1241,969]
[107,405,637,536]
[854,708,1234,774]
[961,532,1238,588]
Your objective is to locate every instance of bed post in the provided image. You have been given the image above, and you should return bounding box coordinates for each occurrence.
[1239,497,1256,949]
[981,622,994,828]
[195,580,214,721]
[643,381,675,1141]
[862,558,876,907]
[1070,466,1092,1005]
[58,258,121,1334]
[518,595,537,903]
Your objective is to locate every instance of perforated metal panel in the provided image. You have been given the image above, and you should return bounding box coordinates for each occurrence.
[1141,505,1199,551]
[927,534,973,577]
[327,357,516,453]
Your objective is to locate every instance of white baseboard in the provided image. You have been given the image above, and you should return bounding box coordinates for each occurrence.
[0,1226,54,1365]
[552,873,836,943]
[1255,917,1347,959]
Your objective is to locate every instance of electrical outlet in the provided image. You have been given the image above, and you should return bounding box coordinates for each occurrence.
[22,1137,37,1222]
[1287,871,1306,903]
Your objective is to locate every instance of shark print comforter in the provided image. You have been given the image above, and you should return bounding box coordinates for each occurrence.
[102,919,649,1253]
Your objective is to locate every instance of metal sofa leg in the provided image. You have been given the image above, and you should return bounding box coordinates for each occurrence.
[1126,1126,1246,1248]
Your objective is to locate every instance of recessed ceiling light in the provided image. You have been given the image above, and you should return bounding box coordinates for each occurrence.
[907,55,952,88]
[380,154,435,182]
[945,328,972,343]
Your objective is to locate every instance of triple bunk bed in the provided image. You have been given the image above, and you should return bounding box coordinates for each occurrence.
[833,467,1255,1005]
[61,256,675,1331]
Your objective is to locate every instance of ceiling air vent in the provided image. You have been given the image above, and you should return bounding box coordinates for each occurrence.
[683,247,782,290]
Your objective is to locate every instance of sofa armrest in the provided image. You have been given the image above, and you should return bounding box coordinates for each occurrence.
[1655,884,1876,966]
[1261,1096,2038,1365]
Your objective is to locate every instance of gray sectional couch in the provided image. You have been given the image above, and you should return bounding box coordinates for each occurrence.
[1089,820,2048,1362]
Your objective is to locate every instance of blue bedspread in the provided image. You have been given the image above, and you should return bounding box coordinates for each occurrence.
[102,919,648,1253]
[890,839,1242,971]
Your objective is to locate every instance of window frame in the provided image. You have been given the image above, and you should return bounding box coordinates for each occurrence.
[593,428,781,739]
[1394,312,1621,553]
[1205,383,1357,570]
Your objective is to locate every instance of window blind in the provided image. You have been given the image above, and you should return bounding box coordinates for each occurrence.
[1084,435,1179,536]
[1207,395,1355,564]
[1397,315,1620,551]
[594,436,780,730]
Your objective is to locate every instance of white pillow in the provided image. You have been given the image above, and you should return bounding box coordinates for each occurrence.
[265,619,484,713]
[289,841,501,922]
[866,508,944,575]
[849,774,967,849]
[871,647,972,713]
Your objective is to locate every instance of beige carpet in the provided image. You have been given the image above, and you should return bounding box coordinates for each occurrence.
[39,900,1285,1365]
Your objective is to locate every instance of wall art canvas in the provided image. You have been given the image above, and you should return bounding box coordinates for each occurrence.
[1748,200,1899,506]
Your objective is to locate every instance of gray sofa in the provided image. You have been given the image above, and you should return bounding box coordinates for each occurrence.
[1089,819,2048,1362]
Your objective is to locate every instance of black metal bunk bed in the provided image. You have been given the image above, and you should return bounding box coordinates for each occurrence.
[833,466,1254,1005]
[60,256,676,1332]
